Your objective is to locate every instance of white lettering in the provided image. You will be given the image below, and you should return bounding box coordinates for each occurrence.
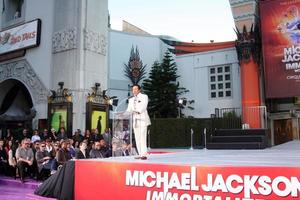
[125,170,139,186]
[244,175,259,198]
[226,175,243,194]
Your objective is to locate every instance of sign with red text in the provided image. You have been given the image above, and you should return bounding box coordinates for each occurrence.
[75,160,300,200]
[0,19,41,55]
[260,0,300,98]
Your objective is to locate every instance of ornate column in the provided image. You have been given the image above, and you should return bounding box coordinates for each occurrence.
[229,0,262,128]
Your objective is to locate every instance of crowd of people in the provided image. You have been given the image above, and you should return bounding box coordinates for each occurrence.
[0,127,133,183]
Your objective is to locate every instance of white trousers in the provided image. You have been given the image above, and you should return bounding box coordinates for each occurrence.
[133,124,148,156]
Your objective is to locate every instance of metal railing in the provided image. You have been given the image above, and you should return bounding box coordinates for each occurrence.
[213,106,267,129]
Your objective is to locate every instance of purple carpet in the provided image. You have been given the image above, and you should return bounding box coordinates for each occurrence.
[0,176,55,200]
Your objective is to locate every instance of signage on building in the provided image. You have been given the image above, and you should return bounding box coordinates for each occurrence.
[75,161,300,200]
[261,0,300,98]
[0,19,41,55]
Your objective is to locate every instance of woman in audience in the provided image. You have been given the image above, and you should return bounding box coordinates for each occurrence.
[75,141,89,159]
[5,139,13,156]
[8,141,19,178]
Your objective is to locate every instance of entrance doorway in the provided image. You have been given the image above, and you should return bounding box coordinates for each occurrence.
[0,79,34,139]
[274,119,293,145]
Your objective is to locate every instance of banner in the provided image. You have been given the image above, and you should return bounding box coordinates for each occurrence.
[75,160,300,200]
[261,0,300,98]
[0,19,41,55]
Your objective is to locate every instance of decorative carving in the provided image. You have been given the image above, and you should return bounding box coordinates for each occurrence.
[86,83,106,104]
[84,28,107,55]
[233,13,255,20]
[0,59,49,104]
[52,27,77,53]
[235,23,261,64]
[49,82,72,103]
[124,46,147,85]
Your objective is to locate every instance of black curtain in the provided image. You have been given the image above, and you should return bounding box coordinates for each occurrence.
[35,161,75,200]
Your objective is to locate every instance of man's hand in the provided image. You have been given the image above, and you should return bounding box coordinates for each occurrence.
[28,160,33,166]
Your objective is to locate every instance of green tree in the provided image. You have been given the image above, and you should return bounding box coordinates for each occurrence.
[143,51,188,118]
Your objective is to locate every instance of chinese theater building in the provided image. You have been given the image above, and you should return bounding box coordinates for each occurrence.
[0,0,108,137]
[229,0,300,145]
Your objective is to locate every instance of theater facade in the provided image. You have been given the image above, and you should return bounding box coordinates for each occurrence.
[0,0,299,147]
[0,0,108,136]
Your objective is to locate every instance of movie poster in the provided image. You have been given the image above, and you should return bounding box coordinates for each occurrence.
[261,0,300,98]
[50,108,67,132]
[91,110,106,134]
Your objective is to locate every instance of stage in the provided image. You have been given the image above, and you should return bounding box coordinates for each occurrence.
[36,141,300,200]
[103,140,300,167]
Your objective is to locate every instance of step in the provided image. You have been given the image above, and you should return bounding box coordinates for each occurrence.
[210,135,265,143]
[214,129,268,136]
[206,142,264,149]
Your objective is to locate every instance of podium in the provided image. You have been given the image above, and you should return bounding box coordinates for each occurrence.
[112,111,134,157]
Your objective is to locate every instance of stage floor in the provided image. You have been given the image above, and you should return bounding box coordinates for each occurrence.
[96,140,300,167]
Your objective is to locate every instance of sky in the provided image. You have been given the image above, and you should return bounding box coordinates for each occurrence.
[108,0,237,43]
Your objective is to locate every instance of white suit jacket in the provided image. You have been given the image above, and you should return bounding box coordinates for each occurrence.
[126,93,151,127]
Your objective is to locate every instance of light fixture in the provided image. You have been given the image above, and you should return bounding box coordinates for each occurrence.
[108,98,118,107]
[178,98,187,106]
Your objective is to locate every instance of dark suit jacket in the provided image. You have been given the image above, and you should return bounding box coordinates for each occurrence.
[75,150,89,159]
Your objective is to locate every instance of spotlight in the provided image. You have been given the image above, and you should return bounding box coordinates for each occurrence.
[178,98,187,106]
[108,98,119,107]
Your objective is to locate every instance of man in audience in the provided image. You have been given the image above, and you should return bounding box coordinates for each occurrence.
[57,128,68,141]
[99,139,111,158]
[68,139,76,158]
[89,141,104,158]
[45,139,53,154]
[31,130,41,143]
[72,129,84,144]
[102,128,112,146]
[50,128,57,141]
[16,139,34,182]
[35,141,54,179]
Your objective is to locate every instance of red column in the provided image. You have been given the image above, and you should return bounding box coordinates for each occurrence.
[240,56,261,128]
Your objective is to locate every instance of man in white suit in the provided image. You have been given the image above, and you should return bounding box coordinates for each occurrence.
[127,84,151,160]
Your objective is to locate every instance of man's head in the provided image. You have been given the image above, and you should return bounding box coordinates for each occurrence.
[0,139,4,147]
[33,129,39,135]
[94,141,101,150]
[22,139,30,148]
[79,141,88,150]
[40,142,46,152]
[99,139,106,147]
[132,84,141,96]
[46,139,52,146]
[33,140,40,149]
